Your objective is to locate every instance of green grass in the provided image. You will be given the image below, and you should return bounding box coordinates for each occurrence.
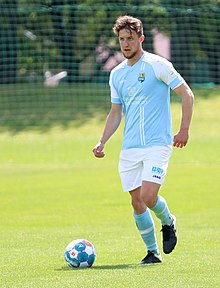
[0,93,220,287]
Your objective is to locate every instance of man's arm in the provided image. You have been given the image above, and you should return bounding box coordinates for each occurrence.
[173,82,194,148]
[92,103,123,158]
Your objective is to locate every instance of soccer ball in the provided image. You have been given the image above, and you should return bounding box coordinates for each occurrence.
[64,239,96,268]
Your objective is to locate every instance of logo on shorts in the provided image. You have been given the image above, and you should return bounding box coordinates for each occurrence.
[153,175,161,179]
[152,166,164,175]
[152,166,164,179]
[152,166,165,180]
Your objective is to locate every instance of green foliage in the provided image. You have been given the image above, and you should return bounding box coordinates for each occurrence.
[0,0,219,84]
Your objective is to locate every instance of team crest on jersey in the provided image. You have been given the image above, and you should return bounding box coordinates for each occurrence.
[138,73,145,83]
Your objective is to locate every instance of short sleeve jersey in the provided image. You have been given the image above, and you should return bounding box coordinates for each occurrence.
[109,52,185,150]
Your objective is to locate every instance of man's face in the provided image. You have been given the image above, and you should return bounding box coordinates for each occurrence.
[118,28,143,59]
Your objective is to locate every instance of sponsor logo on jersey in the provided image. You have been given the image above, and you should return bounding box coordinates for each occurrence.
[138,73,145,83]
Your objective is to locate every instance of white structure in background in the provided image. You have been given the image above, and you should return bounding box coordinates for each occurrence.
[152,28,170,60]
[24,30,37,41]
[44,71,67,87]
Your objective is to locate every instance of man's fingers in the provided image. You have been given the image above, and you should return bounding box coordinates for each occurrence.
[92,147,105,158]
[173,140,187,148]
[95,151,105,158]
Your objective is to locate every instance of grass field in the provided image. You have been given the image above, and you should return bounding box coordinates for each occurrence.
[0,89,220,287]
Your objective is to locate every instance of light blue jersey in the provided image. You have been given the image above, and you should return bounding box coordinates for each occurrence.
[109,52,185,150]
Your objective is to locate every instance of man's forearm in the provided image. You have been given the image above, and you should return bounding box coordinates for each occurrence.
[99,111,122,145]
[180,86,194,131]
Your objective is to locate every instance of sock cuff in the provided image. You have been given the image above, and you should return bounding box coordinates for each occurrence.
[133,209,149,220]
[152,195,162,210]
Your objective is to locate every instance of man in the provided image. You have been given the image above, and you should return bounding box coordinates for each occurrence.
[92,15,194,264]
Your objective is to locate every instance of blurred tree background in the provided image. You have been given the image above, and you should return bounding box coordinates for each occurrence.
[0,0,219,85]
[0,0,219,131]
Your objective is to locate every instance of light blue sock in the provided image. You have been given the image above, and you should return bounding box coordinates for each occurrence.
[150,195,172,225]
[134,209,158,253]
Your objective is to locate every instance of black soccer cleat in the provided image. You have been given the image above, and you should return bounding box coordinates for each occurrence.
[161,215,177,254]
[138,251,162,265]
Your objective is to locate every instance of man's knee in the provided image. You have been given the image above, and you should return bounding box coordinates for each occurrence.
[141,181,161,208]
[129,187,146,214]
[142,193,157,208]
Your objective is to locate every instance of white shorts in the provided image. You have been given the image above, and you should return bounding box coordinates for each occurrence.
[118,146,172,192]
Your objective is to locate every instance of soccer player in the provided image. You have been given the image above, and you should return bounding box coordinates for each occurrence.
[92,15,194,264]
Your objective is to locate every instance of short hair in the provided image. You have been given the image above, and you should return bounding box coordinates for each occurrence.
[112,15,143,37]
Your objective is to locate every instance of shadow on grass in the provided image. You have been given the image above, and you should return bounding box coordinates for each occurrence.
[0,83,110,133]
[57,263,160,271]
[57,264,133,271]
[1,83,219,133]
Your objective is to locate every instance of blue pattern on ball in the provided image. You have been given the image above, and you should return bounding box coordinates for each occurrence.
[64,239,96,269]
[64,251,79,268]
[75,242,86,252]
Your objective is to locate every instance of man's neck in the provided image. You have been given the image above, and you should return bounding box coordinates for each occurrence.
[127,50,144,66]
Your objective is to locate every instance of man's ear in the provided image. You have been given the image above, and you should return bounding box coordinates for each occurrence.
[140,35,145,43]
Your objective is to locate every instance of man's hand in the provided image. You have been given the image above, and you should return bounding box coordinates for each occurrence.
[173,128,189,148]
[92,142,105,158]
